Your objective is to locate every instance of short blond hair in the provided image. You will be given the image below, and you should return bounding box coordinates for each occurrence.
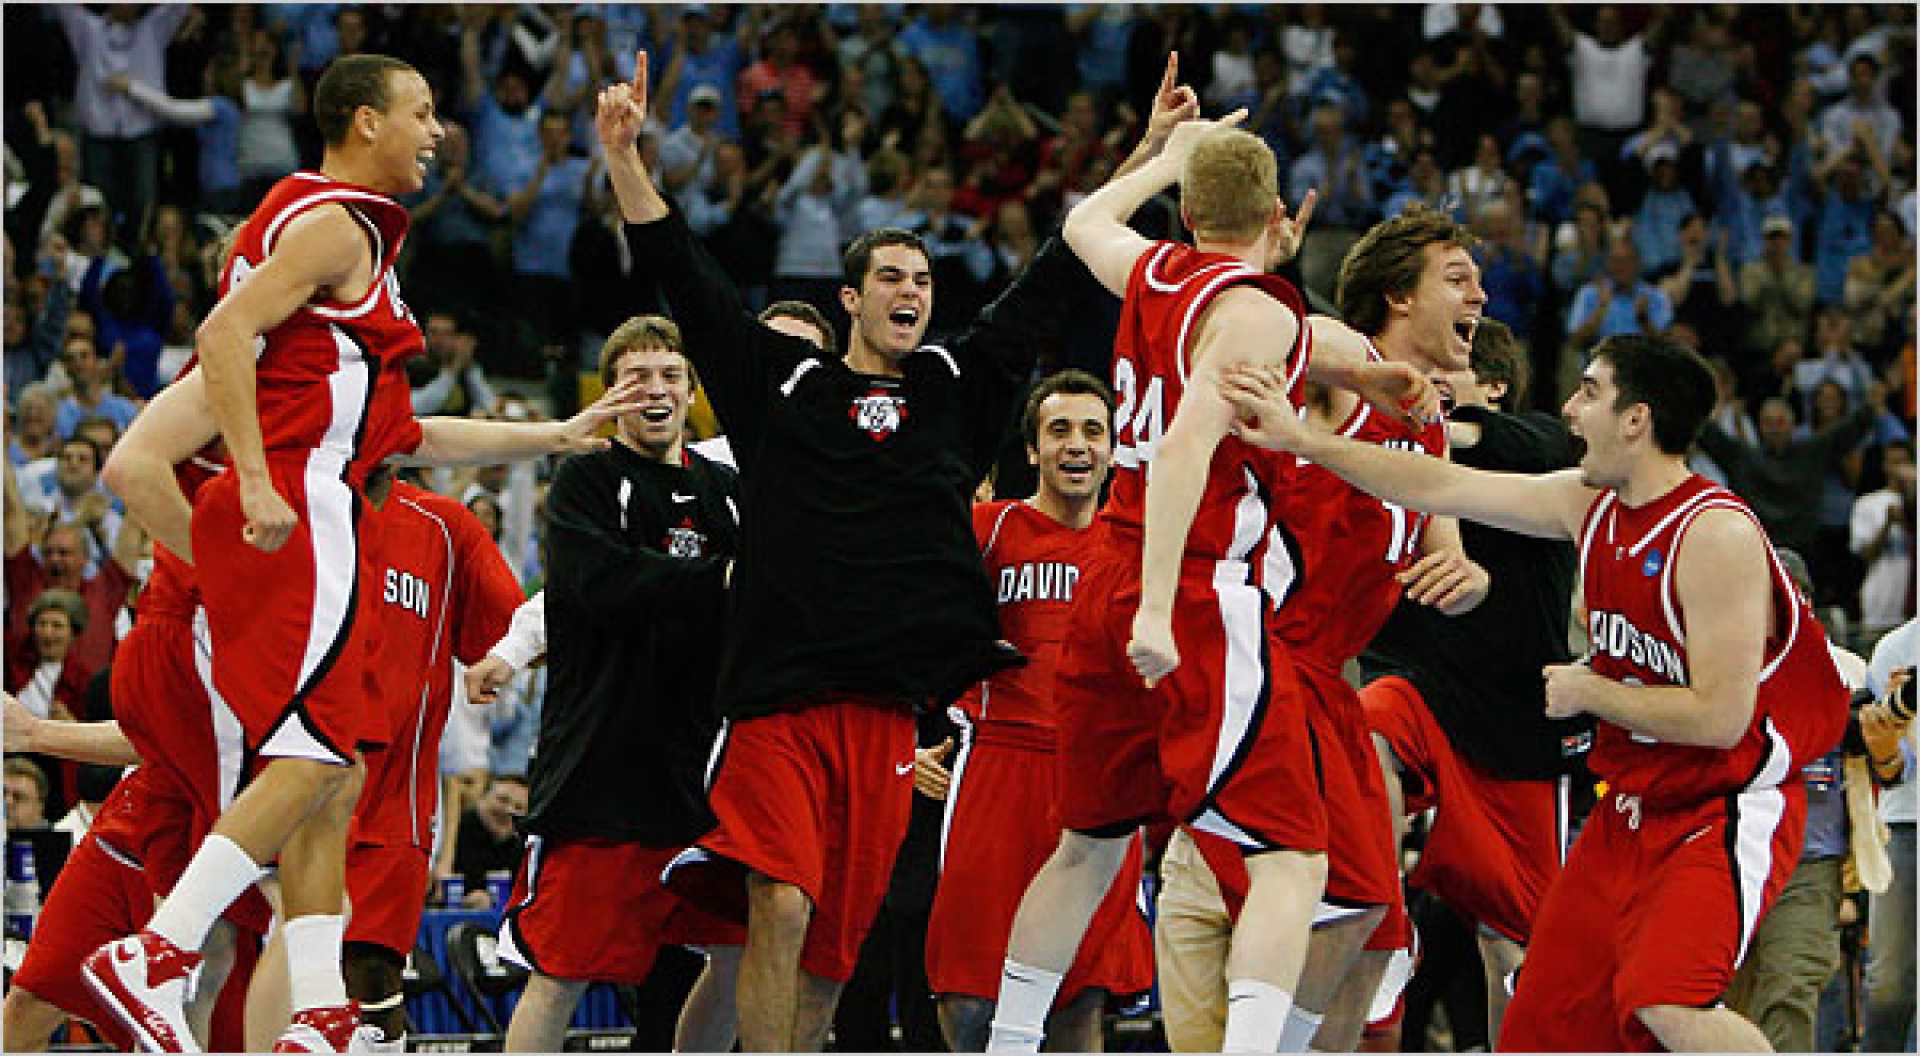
[599,315,687,388]
[1179,128,1276,243]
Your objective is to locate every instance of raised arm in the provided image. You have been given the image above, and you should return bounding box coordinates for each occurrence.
[1221,364,1596,541]
[123,78,218,125]
[4,459,30,559]
[1543,508,1771,748]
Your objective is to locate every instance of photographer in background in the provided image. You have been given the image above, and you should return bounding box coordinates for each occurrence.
[1859,616,1917,1053]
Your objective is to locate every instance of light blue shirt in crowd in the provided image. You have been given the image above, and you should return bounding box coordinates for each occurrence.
[511,156,591,278]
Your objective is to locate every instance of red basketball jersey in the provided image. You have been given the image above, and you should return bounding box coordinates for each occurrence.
[1275,339,1449,665]
[219,173,424,487]
[352,482,523,849]
[1577,475,1850,807]
[953,500,1093,738]
[1098,241,1310,600]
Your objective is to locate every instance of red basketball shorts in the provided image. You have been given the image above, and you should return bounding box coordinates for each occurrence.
[925,723,1153,1004]
[343,842,432,957]
[1052,541,1325,855]
[1499,779,1807,1052]
[111,610,246,839]
[1295,661,1406,949]
[662,698,915,982]
[1362,676,1568,945]
[191,460,384,765]
[501,837,695,984]
[13,835,148,1049]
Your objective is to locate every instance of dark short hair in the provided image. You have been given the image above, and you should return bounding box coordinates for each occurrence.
[842,228,929,289]
[4,757,49,802]
[1020,369,1115,447]
[61,434,103,471]
[1469,318,1529,409]
[313,53,417,146]
[1336,204,1476,338]
[759,300,837,358]
[28,586,89,635]
[1589,335,1716,456]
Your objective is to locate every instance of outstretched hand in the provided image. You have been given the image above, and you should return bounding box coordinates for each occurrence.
[1221,364,1312,453]
[594,50,650,153]
[1270,189,1317,269]
[1146,52,1200,143]
[1354,360,1443,430]
[552,372,648,454]
[1158,107,1250,172]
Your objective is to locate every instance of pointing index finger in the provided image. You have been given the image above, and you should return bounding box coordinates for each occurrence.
[1159,51,1179,99]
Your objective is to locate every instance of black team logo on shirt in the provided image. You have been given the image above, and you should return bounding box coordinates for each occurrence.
[666,518,707,559]
[850,387,908,440]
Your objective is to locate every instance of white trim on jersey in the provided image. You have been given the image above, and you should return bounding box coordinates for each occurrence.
[260,187,400,319]
[1174,264,1258,385]
[321,324,374,460]
[982,502,1021,560]
[1730,783,1788,965]
[779,359,822,397]
[1576,491,1618,580]
[932,346,961,378]
[702,720,730,791]
[192,606,246,810]
[1202,577,1267,820]
[936,714,975,876]
[1311,900,1378,928]
[394,494,458,849]
[1141,243,1182,293]
[1658,497,1802,684]
[259,452,358,765]
[495,834,543,971]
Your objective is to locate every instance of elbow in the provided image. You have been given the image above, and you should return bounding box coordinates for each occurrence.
[1708,698,1758,750]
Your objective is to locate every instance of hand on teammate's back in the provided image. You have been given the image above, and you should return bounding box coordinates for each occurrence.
[1220,365,1310,453]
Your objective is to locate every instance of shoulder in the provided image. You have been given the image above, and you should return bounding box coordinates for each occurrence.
[1675,504,1768,578]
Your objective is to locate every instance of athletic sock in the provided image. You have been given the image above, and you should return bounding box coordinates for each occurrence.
[1223,977,1296,1052]
[284,915,349,1011]
[1277,1005,1325,1052]
[986,958,1063,1052]
[146,835,263,952]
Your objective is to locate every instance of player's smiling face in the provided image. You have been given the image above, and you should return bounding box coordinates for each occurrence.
[1401,243,1484,372]
[844,244,933,362]
[615,343,694,461]
[370,69,442,195]
[1029,392,1113,503]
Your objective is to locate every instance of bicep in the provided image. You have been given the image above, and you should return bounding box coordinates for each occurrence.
[204,210,357,343]
[1673,510,1770,713]
[1066,224,1153,298]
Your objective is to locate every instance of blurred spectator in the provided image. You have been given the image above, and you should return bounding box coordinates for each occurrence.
[38,130,108,254]
[854,147,916,233]
[1567,240,1672,346]
[5,240,72,403]
[8,385,62,468]
[4,462,135,676]
[772,141,865,320]
[1497,70,1549,161]
[410,311,496,417]
[985,199,1041,291]
[1861,619,1917,1053]
[1449,133,1510,227]
[506,111,594,363]
[1295,31,1368,135]
[6,102,61,277]
[54,762,119,842]
[660,84,729,196]
[80,246,173,398]
[878,56,950,167]
[452,772,527,907]
[1741,214,1817,359]
[1386,146,1452,220]
[236,27,305,203]
[1697,386,1881,563]
[1852,440,1916,646]
[1064,5,1135,102]
[52,335,136,440]
[897,7,984,122]
[1691,355,1760,487]
[1423,3,1505,41]
[1664,10,1741,126]
[1546,5,1673,200]
[1804,381,1873,619]
[270,3,342,83]
[1027,90,1120,228]
[1621,87,1693,173]
[738,17,821,141]
[1814,153,1878,306]
[1550,198,1611,296]
[955,86,1040,220]
[654,4,747,140]
[19,433,122,563]
[404,120,507,333]
[460,7,569,209]
[1844,210,1916,359]
[907,164,992,335]
[3,757,51,831]
[1797,307,1878,418]
[1528,116,1595,228]
[6,587,93,722]
[1205,16,1258,109]
[1293,102,1376,296]
[1819,54,1902,164]
[1629,143,1697,277]
[1472,197,1545,340]
[1277,4,1337,95]
[52,3,190,243]
[837,6,906,120]
[1655,215,1739,360]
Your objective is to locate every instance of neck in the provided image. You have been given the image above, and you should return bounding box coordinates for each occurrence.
[320,151,388,194]
[616,432,684,465]
[1371,321,1437,372]
[1192,234,1266,269]
[1029,488,1096,531]
[1617,455,1695,507]
[844,336,904,377]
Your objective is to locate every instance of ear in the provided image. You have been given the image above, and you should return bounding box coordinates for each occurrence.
[1385,287,1415,317]
[355,104,381,144]
[1027,443,1040,468]
[838,283,861,319]
[1486,379,1510,403]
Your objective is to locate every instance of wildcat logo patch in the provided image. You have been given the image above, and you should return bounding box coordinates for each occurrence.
[850,388,908,440]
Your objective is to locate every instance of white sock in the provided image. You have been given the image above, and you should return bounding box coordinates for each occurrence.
[1277,1005,1325,1052]
[986,958,1063,1052]
[146,835,263,952]
[1223,977,1296,1053]
[284,915,349,1011]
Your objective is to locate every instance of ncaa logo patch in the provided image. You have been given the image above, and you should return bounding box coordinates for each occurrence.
[850,387,908,440]
[1641,549,1663,577]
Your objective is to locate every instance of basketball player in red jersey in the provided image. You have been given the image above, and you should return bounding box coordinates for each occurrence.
[989,104,1439,1050]
[82,55,638,1054]
[1223,334,1852,1052]
[927,369,1153,1051]
[1170,206,1492,1051]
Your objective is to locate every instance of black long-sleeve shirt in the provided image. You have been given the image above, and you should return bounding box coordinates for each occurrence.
[1695,406,1875,555]
[1360,407,1595,779]
[523,442,737,845]
[624,210,1100,719]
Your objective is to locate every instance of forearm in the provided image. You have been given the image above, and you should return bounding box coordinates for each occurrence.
[1584,680,1752,749]
[1063,154,1176,252]
[3,462,29,556]
[1137,429,1216,618]
[11,717,141,766]
[489,591,547,670]
[125,79,214,125]
[605,147,668,224]
[403,417,570,467]
[198,325,271,480]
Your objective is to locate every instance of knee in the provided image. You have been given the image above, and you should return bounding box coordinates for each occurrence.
[746,875,813,939]
[3,985,64,1041]
[939,994,994,1051]
[1632,1003,1696,1045]
[1056,831,1128,874]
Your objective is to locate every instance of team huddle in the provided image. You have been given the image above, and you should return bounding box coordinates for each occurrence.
[3,46,1852,1056]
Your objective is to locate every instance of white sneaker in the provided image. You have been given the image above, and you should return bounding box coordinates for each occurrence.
[80,930,205,1053]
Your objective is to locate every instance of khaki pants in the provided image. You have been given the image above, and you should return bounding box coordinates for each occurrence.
[1154,829,1232,1053]
[1725,857,1844,1053]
